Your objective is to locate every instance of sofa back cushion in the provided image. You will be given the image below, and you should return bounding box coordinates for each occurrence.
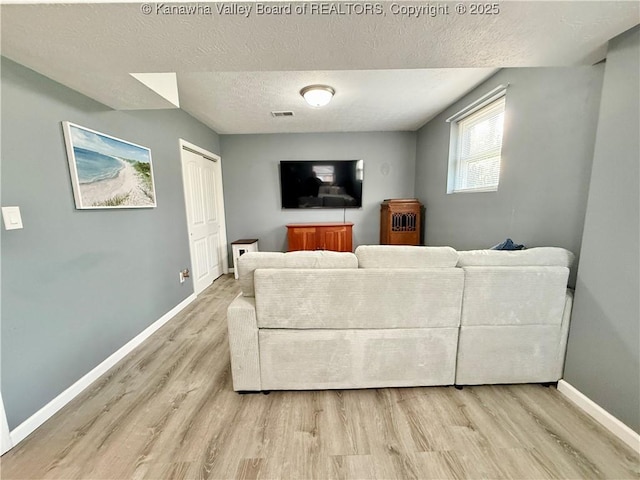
[460,266,570,326]
[253,268,463,329]
[238,250,358,297]
[457,247,575,268]
[458,248,574,327]
[355,245,459,268]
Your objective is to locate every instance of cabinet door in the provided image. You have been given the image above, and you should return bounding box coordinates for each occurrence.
[319,226,352,252]
[288,227,318,251]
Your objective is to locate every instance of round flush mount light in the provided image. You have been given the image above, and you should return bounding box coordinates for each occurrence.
[300,85,335,107]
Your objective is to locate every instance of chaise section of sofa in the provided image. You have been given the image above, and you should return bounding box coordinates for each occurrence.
[455,247,575,385]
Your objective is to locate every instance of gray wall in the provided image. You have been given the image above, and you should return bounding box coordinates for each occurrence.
[1,58,220,429]
[415,67,605,285]
[220,132,417,255]
[563,27,640,433]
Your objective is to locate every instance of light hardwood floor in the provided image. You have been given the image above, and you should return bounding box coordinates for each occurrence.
[1,275,638,479]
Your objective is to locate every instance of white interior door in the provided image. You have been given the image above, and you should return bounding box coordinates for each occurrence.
[180,141,228,295]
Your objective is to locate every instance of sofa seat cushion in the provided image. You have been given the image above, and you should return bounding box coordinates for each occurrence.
[355,245,459,268]
[254,268,463,329]
[457,247,575,268]
[238,250,358,297]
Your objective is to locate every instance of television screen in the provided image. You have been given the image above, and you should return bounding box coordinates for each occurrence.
[280,160,364,209]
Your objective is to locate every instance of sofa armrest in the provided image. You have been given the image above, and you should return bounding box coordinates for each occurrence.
[555,289,574,378]
[227,294,261,391]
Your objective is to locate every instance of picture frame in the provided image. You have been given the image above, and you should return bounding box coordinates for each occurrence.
[62,121,157,209]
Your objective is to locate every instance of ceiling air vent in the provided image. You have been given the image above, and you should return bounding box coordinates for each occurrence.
[271,111,295,118]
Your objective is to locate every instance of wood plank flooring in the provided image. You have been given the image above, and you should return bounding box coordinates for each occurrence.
[1,274,638,479]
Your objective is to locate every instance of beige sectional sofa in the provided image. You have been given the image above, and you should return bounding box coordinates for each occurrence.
[226,246,574,392]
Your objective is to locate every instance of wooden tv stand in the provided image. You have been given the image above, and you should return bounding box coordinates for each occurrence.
[286,222,353,252]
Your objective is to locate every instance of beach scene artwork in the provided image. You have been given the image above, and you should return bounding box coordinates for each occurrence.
[63,122,156,209]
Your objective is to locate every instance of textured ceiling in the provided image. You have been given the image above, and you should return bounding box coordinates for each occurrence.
[1,2,638,133]
[178,69,498,133]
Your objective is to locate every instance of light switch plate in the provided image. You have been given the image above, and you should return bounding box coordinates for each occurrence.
[2,206,24,230]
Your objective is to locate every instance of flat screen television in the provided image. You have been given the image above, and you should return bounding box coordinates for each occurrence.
[280,160,364,209]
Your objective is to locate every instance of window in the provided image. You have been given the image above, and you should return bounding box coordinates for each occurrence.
[447,91,506,193]
[355,159,364,181]
[312,165,335,184]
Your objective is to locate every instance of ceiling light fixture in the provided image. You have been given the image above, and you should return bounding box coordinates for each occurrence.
[300,85,335,107]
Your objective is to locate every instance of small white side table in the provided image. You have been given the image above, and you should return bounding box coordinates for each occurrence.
[231,239,259,279]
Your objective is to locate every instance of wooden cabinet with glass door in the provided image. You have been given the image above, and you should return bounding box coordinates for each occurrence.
[380,199,423,245]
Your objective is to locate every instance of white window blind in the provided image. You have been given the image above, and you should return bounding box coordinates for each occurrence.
[355,159,364,181]
[312,165,335,184]
[450,95,505,193]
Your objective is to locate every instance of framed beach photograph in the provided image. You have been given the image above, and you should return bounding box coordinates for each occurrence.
[62,122,157,209]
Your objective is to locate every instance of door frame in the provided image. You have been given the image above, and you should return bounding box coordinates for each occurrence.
[179,139,229,293]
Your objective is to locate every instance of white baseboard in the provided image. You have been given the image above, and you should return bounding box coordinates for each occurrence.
[0,395,12,456]
[557,379,640,453]
[5,294,197,454]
